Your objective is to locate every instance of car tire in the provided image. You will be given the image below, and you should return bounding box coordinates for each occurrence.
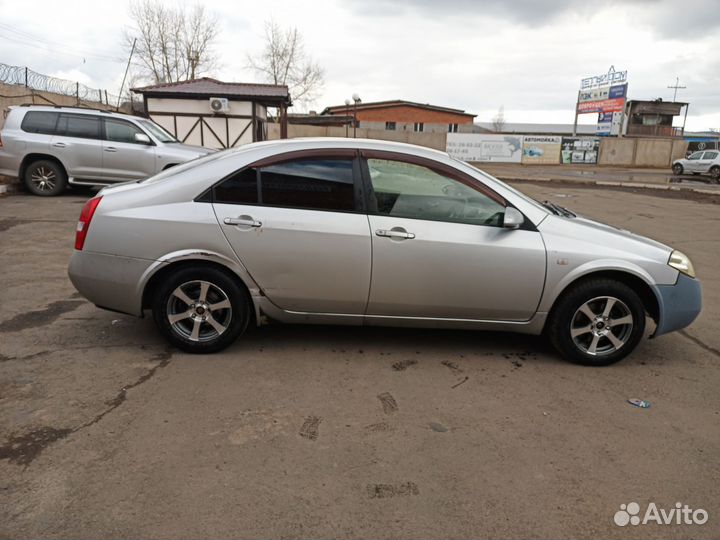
[24,159,67,196]
[710,166,720,183]
[546,278,646,366]
[152,266,251,353]
[672,163,683,175]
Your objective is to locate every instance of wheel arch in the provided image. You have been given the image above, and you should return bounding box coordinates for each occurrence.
[545,268,660,330]
[140,251,261,324]
[19,153,68,180]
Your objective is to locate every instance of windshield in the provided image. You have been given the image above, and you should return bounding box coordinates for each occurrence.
[138,119,177,143]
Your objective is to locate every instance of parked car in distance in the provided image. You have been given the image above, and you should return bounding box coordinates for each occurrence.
[68,138,701,366]
[0,105,214,196]
[672,150,720,182]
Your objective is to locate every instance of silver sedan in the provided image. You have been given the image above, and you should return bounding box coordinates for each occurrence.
[68,138,701,365]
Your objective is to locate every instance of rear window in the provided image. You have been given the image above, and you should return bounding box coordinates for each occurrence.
[20,111,59,134]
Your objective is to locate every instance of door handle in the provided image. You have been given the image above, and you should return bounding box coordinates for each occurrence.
[52,142,67,148]
[375,228,415,240]
[104,147,118,152]
[224,217,262,228]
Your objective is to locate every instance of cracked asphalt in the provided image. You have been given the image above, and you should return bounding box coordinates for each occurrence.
[0,182,719,539]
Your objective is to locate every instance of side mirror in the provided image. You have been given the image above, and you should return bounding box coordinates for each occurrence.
[135,133,152,145]
[503,207,524,229]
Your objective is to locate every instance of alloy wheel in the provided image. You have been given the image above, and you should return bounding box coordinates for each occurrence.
[166,280,233,342]
[570,296,634,356]
[30,166,57,191]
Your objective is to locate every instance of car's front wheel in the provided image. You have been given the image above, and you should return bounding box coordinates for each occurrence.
[24,159,67,196]
[672,163,684,175]
[152,266,251,353]
[547,279,646,366]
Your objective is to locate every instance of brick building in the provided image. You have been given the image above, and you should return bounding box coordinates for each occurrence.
[321,99,476,134]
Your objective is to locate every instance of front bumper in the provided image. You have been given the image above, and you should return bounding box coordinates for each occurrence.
[68,250,158,316]
[652,273,702,337]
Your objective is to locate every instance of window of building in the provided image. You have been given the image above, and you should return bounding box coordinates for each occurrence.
[21,111,59,134]
[104,119,146,144]
[385,121,396,131]
[413,122,424,132]
[260,158,355,212]
[366,158,505,226]
[448,123,459,133]
[214,168,259,204]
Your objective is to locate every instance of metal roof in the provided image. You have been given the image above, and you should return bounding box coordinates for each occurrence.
[131,77,291,104]
[323,100,476,117]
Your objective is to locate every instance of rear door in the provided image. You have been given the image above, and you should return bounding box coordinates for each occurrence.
[50,113,103,180]
[698,151,719,174]
[102,118,157,181]
[212,151,372,314]
[362,152,546,321]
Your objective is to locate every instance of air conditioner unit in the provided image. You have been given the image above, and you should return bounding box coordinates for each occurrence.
[209,97,229,113]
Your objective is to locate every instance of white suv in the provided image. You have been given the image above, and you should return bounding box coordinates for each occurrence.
[672,150,720,183]
[0,105,214,196]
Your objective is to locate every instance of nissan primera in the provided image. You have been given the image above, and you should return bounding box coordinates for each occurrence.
[68,138,701,365]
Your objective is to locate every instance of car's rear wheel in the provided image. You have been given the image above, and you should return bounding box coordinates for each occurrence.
[710,166,720,183]
[24,159,67,196]
[672,163,683,175]
[152,266,251,353]
[547,278,646,366]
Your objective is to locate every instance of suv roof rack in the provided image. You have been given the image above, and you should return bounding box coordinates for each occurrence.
[18,103,116,114]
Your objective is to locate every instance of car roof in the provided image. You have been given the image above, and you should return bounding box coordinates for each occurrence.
[8,104,141,122]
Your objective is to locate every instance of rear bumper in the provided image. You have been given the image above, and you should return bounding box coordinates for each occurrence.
[68,250,158,316]
[652,273,702,337]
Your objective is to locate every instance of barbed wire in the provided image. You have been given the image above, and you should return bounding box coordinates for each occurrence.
[0,62,123,105]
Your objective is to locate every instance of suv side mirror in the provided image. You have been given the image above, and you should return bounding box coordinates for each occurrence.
[503,207,524,229]
[135,133,152,145]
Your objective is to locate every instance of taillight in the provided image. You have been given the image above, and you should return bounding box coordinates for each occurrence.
[75,196,102,250]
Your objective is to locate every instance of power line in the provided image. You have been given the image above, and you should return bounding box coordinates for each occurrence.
[0,28,125,63]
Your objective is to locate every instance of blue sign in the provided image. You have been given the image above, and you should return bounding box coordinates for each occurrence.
[609,84,628,99]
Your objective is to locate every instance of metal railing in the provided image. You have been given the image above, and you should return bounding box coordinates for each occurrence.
[626,124,684,138]
[0,62,122,107]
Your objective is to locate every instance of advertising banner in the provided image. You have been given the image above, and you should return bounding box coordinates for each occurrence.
[561,137,600,164]
[446,133,523,162]
[577,97,625,114]
[608,83,628,99]
[521,136,562,164]
[596,112,613,136]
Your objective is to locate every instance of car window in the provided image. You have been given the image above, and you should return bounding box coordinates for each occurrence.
[367,158,506,226]
[56,114,101,139]
[688,152,703,160]
[214,168,258,204]
[105,119,145,144]
[20,111,59,134]
[702,151,718,160]
[259,158,355,212]
[138,119,177,142]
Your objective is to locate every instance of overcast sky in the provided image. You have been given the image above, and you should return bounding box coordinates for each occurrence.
[1,0,718,130]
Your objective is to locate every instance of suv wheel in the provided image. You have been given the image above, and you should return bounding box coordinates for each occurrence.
[547,279,646,366]
[24,159,67,196]
[152,266,251,353]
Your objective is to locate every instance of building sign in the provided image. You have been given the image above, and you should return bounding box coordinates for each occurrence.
[561,137,600,164]
[577,97,625,114]
[446,133,523,163]
[521,136,562,164]
[581,65,628,90]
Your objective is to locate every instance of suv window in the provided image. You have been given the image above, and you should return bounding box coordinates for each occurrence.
[702,151,718,160]
[104,118,145,144]
[20,111,59,134]
[366,158,505,226]
[56,114,101,139]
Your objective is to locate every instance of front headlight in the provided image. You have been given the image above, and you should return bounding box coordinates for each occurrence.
[668,250,696,278]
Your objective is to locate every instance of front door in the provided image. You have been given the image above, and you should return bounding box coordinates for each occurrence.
[213,154,372,314]
[363,155,546,321]
[101,118,157,181]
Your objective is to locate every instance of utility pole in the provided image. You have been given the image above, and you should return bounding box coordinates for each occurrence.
[668,77,686,102]
[117,38,137,110]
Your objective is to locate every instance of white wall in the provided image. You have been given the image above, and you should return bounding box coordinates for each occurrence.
[147,97,253,116]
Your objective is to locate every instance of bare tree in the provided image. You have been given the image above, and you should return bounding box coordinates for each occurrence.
[492,105,506,132]
[248,20,324,108]
[124,0,219,85]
